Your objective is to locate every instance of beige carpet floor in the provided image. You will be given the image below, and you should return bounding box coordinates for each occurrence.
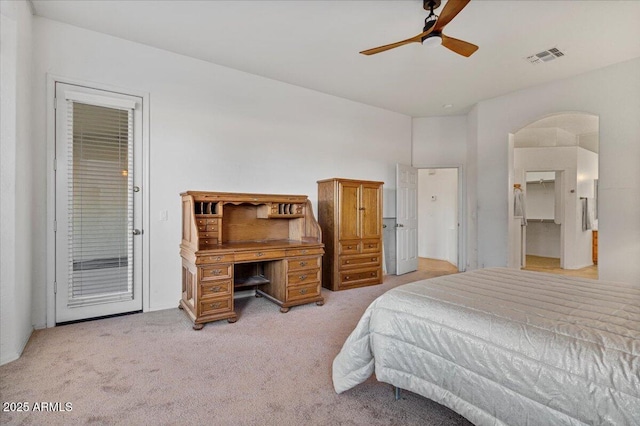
[1,266,472,426]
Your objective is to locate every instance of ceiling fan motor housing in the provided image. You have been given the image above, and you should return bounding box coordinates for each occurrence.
[423,0,442,11]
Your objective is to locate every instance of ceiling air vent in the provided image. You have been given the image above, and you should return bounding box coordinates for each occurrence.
[525,47,565,64]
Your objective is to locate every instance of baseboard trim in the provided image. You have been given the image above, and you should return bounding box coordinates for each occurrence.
[0,327,33,366]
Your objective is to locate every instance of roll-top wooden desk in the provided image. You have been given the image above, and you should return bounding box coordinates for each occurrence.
[179,191,324,330]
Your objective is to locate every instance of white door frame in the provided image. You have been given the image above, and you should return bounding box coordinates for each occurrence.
[46,74,150,327]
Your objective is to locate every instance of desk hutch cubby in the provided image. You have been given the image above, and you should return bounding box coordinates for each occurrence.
[179,191,324,329]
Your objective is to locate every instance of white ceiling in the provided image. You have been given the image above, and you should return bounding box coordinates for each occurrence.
[31,0,640,117]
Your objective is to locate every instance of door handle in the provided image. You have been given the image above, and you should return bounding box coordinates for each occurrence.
[132,229,143,235]
[395,224,404,228]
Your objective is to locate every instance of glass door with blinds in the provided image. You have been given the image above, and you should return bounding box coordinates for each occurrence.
[55,83,143,323]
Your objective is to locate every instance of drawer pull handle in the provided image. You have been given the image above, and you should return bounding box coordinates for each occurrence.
[299,275,307,281]
[256,252,264,257]
[210,286,222,292]
[301,250,308,254]
[372,258,376,261]
[371,272,376,276]
[213,269,222,276]
[215,256,222,261]
[347,246,352,249]
[368,244,373,248]
[345,276,350,280]
[299,288,308,295]
[300,261,308,267]
[345,260,350,264]
[209,302,222,309]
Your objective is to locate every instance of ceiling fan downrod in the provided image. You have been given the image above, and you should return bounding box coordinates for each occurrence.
[423,0,439,33]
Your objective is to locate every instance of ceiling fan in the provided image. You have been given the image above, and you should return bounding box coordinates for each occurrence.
[360,0,478,57]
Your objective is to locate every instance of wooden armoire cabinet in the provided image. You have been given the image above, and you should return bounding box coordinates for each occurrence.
[317,178,383,291]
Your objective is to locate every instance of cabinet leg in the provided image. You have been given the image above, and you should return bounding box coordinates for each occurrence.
[227,317,237,323]
[192,323,204,331]
[280,307,290,313]
[178,303,184,310]
[316,300,325,306]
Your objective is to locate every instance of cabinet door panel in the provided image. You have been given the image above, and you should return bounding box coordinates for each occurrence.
[361,183,382,239]
[338,181,360,240]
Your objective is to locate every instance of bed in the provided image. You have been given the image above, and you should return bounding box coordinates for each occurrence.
[332,268,639,425]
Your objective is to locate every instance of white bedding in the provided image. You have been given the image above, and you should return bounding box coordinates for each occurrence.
[332,268,640,426]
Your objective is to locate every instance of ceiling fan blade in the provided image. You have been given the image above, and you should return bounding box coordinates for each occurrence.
[434,0,471,32]
[441,34,478,57]
[360,29,434,55]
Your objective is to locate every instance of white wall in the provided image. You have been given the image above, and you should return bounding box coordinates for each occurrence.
[0,0,34,365]
[29,17,412,327]
[413,116,467,166]
[466,108,479,270]
[412,115,466,269]
[417,168,458,265]
[472,58,640,283]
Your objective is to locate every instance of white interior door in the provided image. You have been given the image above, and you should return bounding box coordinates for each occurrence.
[396,164,418,274]
[55,82,143,323]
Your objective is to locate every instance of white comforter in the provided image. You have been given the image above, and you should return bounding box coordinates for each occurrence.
[332,268,640,426]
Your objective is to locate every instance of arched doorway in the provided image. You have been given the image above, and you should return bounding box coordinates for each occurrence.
[508,113,598,279]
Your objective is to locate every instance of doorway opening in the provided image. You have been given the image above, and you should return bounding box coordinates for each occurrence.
[417,168,459,274]
[509,112,598,280]
[392,164,462,276]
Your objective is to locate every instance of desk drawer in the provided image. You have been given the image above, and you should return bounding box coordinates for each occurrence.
[199,232,219,239]
[286,247,323,257]
[196,218,219,227]
[196,254,234,265]
[197,224,219,232]
[286,282,320,302]
[199,296,232,317]
[340,253,381,269]
[287,256,321,272]
[235,250,285,262]
[199,279,232,298]
[200,264,232,281]
[287,269,321,286]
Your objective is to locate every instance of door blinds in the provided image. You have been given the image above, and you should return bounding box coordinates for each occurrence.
[66,98,134,306]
